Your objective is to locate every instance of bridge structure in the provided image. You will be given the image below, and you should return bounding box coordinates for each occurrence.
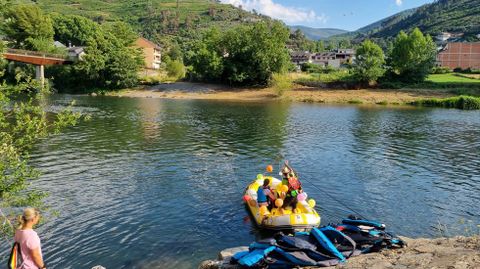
[2,48,75,86]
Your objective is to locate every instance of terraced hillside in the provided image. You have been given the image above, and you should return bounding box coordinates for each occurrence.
[11,0,265,39]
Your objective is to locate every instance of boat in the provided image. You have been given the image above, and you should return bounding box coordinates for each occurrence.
[243,175,321,231]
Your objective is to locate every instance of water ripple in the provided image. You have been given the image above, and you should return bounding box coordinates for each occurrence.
[1,97,479,268]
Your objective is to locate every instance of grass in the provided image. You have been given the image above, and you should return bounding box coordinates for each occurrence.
[294,70,353,86]
[410,95,480,110]
[427,73,480,84]
[379,74,480,97]
[139,71,179,85]
[348,99,363,104]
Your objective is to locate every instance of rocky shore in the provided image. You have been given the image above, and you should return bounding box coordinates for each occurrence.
[199,236,480,269]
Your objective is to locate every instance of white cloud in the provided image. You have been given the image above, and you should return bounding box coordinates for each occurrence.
[220,0,327,24]
[396,0,403,6]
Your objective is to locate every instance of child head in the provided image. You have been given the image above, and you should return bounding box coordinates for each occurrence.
[263,178,270,187]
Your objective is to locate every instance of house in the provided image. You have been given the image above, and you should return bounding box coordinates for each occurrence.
[436,42,480,69]
[290,48,356,68]
[311,52,337,67]
[135,37,162,70]
[334,48,355,64]
[435,32,465,44]
[436,32,452,42]
[67,46,86,61]
[53,41,66,48]
[290,51,312,65]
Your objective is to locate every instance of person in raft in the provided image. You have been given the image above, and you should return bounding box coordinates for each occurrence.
[14,208,46,269]
[280,161,302,211]
[257,178,276,210]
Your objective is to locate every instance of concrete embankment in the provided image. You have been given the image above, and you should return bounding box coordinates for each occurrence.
[199,236,480,269]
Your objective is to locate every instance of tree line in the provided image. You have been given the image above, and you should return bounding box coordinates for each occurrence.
[352,28,437,85]
[185,21,291,85]
[0,4,144,92]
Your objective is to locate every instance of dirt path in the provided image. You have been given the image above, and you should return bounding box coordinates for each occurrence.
[109,82,453,105]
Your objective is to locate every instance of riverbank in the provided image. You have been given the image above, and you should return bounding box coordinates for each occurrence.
[106,82,458,105]
[199,236,480,269]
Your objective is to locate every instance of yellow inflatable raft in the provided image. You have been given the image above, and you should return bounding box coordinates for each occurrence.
[243,176,321,231]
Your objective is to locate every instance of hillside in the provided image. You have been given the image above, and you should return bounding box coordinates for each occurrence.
[10,0,266,41]
[355,8,417,35]
[330,8,417,41]
[289,25,348,40]
[372,0,480,38]
[332,0,480,41]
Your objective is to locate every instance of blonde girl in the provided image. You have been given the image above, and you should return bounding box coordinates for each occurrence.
[14,208,46,269]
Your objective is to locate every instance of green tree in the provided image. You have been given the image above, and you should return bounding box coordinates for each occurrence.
[101,21,138,47]
[51,13,102,46]
[0,45,81,237]
[187,21,290,85]
[221,21,290,85]
[289,29,315,51]
[186,27,224,82]
[315,40,325,52]
[2,5,55,52]
[47,14,144,91]
[352,40,386,84]
[388,28,436,82]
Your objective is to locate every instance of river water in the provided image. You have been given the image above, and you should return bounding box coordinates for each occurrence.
[2,95,480,268]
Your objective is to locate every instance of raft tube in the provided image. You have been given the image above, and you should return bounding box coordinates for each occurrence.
[243,177,321,231]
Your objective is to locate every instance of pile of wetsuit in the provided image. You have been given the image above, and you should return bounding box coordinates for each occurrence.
[231,216,405,268]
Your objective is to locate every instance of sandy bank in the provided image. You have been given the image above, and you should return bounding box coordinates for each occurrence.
[198,236,480,269]
[109,82,453,105]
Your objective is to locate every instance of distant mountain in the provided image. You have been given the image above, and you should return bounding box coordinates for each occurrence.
[332,0,480,41]
[289,25,348,40]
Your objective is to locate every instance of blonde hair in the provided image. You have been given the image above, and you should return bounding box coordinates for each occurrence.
[17,208,39,230]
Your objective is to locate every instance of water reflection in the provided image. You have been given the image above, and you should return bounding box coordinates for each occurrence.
[1,97,479,269]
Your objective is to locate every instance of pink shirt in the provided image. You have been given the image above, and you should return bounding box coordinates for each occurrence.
[14,229,43,269]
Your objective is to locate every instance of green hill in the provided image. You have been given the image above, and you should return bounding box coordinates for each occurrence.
[10,0,266,41]
[371,0,480,38]
[355,8,417,35]
[288,25,348,40]
[332,0,480,41]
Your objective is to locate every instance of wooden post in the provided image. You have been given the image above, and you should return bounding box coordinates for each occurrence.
[35,65,45,87]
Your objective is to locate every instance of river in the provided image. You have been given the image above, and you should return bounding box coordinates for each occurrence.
[2,95,480,268]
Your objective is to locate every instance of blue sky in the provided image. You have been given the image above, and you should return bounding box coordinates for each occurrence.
[220,0,434,31]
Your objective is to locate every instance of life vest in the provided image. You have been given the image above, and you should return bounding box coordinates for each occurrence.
[257,186,267,203]
[288,177,301,190]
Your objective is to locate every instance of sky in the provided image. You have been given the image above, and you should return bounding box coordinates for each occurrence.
[219,0,434,31]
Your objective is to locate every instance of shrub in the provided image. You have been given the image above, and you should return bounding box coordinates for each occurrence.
[166,60,186,81]
[270,73,292,97]
[411,96,480,110]
[431,66,451,74]
[301,63,338,74]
